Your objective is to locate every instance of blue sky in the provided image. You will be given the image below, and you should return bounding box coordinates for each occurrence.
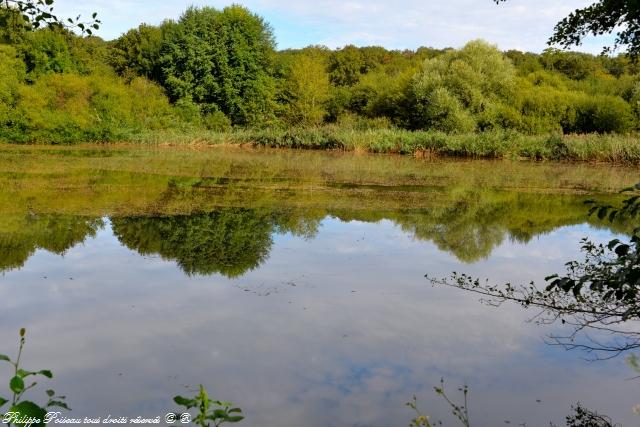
[55,0,611,53]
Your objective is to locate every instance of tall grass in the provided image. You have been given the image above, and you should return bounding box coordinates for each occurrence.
[126,126,640,163]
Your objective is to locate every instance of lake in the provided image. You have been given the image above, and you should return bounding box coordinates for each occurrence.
[0,145,638,426]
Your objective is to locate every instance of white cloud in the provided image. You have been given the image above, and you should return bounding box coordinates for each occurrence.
[53,0,609,53]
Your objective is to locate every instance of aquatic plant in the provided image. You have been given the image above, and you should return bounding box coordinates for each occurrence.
[169,385,244,427]
[0,328,69,427]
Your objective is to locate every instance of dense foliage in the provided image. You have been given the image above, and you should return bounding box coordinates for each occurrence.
[3,3,640,144]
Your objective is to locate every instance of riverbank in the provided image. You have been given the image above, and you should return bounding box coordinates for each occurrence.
[4,126,640,163]
[125,127,640,163]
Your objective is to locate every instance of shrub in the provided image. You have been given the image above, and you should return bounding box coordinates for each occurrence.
[203,111,232,132]
[7,73,180,143]
[574,95,635,133]
[408,40,515,132]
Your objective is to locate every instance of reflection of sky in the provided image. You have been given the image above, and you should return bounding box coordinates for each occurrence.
[0,217,637,426]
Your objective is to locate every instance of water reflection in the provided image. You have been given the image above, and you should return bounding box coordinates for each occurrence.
[0,215,103,271]
[111,209,321,278]
[0,217,635,426]
[2,193,632,276]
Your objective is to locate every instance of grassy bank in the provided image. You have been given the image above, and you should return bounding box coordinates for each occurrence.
[127,127,640,163]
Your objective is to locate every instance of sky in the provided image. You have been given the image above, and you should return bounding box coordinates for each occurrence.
[54,0,611,53]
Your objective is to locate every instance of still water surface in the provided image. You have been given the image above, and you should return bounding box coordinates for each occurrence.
[0,146,638,426]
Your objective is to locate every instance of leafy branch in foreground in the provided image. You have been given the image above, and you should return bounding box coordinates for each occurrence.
[0,328,69,427]
[169,385,244,427]
[429,185,640,359]
[494,0,640,56]
[1,0,100,35]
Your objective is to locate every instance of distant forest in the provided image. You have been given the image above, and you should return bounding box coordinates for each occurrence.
[2,4,640,143]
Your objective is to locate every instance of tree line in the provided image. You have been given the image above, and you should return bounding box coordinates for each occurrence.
[2,4,640,143]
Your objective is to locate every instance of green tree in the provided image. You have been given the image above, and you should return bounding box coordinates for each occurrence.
[281,53,331,125]
[108,23,164,81]
[408,40,515,132]
[159,5,276,125]
[0,45,26,141]
[328,45,365,87]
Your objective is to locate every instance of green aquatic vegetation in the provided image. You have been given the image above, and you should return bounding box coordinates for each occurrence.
[169,385,244,427]
[0,329,69,427]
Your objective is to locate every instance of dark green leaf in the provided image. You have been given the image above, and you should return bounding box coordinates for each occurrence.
[0,354,10,363]
[173,396,195,407]
[7,401,47,426]
[0,397,8,408]
[37,370,53,378]
[227,416,244,422]
[10,376,25,394]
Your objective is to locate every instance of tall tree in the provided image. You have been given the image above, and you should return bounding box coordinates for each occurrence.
[159,5,276,125]
[282,53,331,125]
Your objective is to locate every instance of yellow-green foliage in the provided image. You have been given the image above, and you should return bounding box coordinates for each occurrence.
[281,53,331,125]
[409,40,516,132]
[0,45,26,140]
[2,14,640,147]
[511,71,636,134]
[6,73,177,143]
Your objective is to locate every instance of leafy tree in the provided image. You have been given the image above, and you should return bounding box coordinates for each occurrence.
[408,40,515,132]
[495,0,640,56]
[18,28,77,78]
[281,53,331,125]
[540,49,601,81]
[108,23,164,81]
[0,45,26,140]
[159,5,276,125]
[328,45,365,87]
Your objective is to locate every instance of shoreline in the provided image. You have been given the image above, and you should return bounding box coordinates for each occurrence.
[4,128,640,164]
